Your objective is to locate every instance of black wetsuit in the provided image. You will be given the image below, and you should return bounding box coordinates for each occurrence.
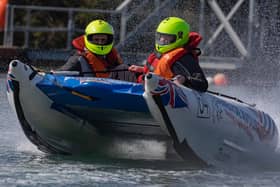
[58,51,82,71]
[58,51,137,82]
[171,53,208,92]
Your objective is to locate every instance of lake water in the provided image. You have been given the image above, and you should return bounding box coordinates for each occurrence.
[2,73,280,186]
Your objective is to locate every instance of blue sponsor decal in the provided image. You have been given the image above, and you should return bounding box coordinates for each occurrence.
[215,99,275,141]
[6,74,15,92]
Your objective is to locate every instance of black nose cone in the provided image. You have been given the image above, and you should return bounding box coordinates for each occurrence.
[146,73,153,80]
[12,60,18,67]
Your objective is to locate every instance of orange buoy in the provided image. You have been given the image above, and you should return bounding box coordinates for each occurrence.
[213,73,228,86]
[0,0,8,30]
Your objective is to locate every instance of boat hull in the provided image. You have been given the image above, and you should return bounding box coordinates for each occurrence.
[144,73,279,167]
[6,60,178,160]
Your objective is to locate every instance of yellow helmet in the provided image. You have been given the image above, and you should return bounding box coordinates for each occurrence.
[155,17,190,54]
[84,20,114,55]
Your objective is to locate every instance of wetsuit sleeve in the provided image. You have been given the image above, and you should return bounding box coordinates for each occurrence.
[57,52,82,71]
[171,54,208,92]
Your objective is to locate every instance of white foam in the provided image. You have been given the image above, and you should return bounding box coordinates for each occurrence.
[15,138,41,154]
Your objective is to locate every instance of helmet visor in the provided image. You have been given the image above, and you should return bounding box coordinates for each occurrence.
[155,32,176,45]
[86,33,113,45]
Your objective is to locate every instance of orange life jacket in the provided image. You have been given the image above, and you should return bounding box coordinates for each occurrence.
[72,35,122,78]
[144,32,202,80]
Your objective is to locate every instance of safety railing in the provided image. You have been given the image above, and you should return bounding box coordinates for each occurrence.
[3,5,118,49]
[2,1,162,49]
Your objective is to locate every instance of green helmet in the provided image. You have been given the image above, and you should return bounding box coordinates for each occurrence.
[155,17,190,54]
[84,20,114,55]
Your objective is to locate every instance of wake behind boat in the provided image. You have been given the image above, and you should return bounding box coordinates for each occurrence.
[6,60,181,160]
[144,73,279,167]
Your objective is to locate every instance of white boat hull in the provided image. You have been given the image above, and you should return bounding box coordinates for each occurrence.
[6,60,179,160]
[7,61,102,154]
[144,73,279,167]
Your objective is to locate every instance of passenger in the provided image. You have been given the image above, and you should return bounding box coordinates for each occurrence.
[129,17,208,92]
[58,19,136,82]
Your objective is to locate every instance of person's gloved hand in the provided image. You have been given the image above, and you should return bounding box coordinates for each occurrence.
[128,65,144,73]
[172,75,187,85]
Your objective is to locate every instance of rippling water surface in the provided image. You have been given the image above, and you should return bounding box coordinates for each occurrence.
[2,74,280,186]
